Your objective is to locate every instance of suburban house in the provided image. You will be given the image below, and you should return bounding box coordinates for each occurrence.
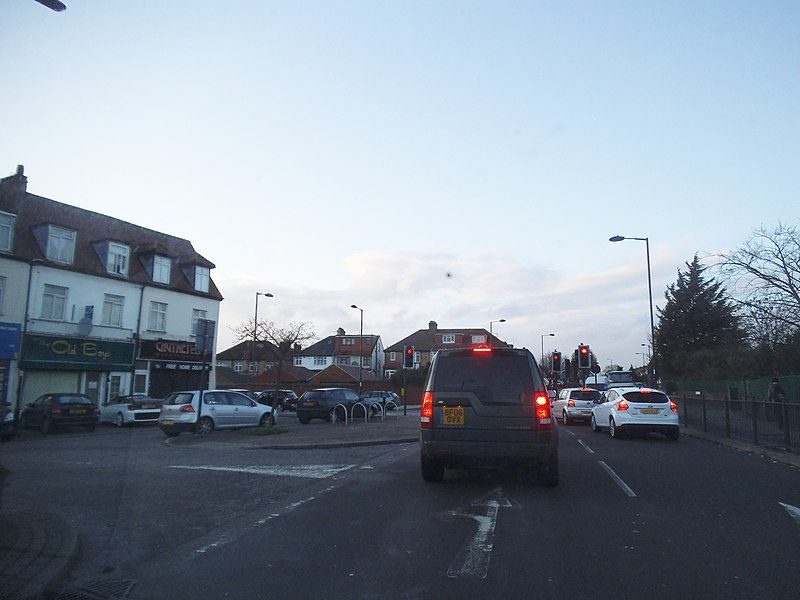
[293,328,384,377]
[383,321,510,376]
[0,165,223,407]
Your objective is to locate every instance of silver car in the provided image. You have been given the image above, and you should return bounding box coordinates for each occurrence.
[552,387,602,425]
[158,390,276,437]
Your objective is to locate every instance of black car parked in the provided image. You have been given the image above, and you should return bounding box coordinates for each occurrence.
[19,393,99,434]
[259,389,299,412]
[296,388,360,424]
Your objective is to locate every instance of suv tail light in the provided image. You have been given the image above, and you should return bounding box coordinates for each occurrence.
[180,404,197,413]
[420,392,434,429]
[535,393,552,429]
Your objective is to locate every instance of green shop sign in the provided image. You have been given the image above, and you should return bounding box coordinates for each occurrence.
[21,334,135,371]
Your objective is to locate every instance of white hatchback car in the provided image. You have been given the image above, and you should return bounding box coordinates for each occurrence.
[158,390,276,437]
[552,387,603,425]
[100,394,162,427]
[590,387,679,440]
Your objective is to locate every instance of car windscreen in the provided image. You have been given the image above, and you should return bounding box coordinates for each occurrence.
[622,391,669,403]
[570,390,601,401]
[434,354,535,405]
[57,395,93,405]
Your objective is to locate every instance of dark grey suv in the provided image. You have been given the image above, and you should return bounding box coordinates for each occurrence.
[419,346,559,485]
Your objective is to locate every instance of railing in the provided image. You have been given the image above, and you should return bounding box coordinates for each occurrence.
[335,401,402,424]
[675,395,799,453]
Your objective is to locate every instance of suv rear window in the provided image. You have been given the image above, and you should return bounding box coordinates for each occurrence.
[433,353,535,405]
[622,391,669,403]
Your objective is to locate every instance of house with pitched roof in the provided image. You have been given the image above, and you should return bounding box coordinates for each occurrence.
[293,328,384,377]
[0,165,223,406]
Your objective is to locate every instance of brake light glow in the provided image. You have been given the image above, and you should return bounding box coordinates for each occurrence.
[670,400,678,413]
[535,393,552,427]
[617,399,629,411]
[51,406,62,416]
[127,404,136,411]
[420,392,434,429]
[472,345,493,353]
[568,399,575,407]
[179,404,196,413]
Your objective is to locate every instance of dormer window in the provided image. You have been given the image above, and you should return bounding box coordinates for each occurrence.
[107,242,129,275]
[0,211,15,252]
[442,334,456,344]
[194,265,210,293]
[46,225,75,264]
[153,254,171,284]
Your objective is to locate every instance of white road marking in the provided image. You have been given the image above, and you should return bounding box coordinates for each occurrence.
[598,461,637,497]
[168,464,355,479]
[780,502,800,526]
[446,488,517,579]
[578,439,595,454]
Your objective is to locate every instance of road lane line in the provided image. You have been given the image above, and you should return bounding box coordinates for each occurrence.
[578,439,595,454]
[780,502,800,526]
[598,461,637,497]
[168,464,355,479]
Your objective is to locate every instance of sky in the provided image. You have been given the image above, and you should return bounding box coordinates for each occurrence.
[2,1,798,370]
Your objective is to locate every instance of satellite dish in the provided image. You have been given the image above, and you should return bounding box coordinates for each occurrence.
[77,317,93,336]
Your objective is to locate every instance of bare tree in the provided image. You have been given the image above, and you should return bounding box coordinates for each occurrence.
[717,223,800,339]
[231,319,315,425]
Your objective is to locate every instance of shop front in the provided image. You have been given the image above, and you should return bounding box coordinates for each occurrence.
[138,339,212,399]
[19,334,135,405]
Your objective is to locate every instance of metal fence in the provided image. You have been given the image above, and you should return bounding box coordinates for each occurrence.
[675,395,799,453]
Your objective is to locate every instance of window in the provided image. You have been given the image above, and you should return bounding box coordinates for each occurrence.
[342,338,354,345]
[389,351,396,361]
[472,335,487,344]
[442,334,456,344]
[337,356,349,365]
[107,242,129,275]
[41,284,68,320]
[0,276,4,314]
[314,356,326,366]
[46,226,76,263]
[249,362,257,373]
[191,309,207,336]
[194,265,210,293]
[362,356,371,367]
[153,255,171,284]
[107,375,122,401]
[148,301,167,332]
[234,361,243,372]
[0,211,15,252]
[101,294,124,327]
[294,356,302,366]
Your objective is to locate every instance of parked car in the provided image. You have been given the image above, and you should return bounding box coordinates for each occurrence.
[590,387,679,440]
[100,394,163,427]
[158,390,276,437]
[419,346,558,485]
[258,389,299,412]
[552,387,603,425]
[358,390,401,414]
[19,393,99,434]
[296,388,360,424]
[0,401,15,440]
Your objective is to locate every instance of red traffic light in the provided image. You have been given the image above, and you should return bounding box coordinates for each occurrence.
[579,346,588,355]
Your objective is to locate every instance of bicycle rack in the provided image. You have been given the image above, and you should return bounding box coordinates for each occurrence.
[331,402,349,424]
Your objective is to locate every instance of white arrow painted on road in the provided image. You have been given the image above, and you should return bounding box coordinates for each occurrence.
[168,464,355,479]
[780,502,800,526]
[445,487,518,579]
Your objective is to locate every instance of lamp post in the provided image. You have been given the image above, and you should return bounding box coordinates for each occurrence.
[610,235,656,386]
[540,333,555,366]
[253,291,273,390]
[351,304,364,392]
[489,318,506,346]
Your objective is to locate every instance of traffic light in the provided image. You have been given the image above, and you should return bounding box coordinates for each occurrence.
[577,344,591,369]
[404,345,415,368]
[551,351,562,372]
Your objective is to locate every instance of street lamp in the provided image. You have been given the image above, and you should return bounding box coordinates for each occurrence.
[610,234,656,385]
[489,319,506,346]
[351,304,364,392]
[253,291,273,390]
[540,333,555,366]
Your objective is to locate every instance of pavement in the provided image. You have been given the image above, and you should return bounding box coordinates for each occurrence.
[2,406,799,600]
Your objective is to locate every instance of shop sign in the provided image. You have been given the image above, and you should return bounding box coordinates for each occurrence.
[21,334,135,371]
[139,339,204,362]
[0,323,22,359]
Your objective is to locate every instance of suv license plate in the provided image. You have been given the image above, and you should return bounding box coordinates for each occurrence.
[441,406,465,426]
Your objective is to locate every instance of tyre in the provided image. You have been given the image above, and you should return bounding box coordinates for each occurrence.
[115,412,125,427]
[42,417,54,435]
[18,415,28,430]
[540,449,559,487]
[590,414,602,433]
[259,413,270,428]
[298,414,311,424]
[562,411,570,426]
[609,417,622,439]
[162,430,180,438]
[421,454,445,483]
[666,427,680,441]
[85,423,96,432]
[196,416,214,435]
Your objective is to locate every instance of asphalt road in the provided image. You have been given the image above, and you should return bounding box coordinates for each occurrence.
[2,420,799,599]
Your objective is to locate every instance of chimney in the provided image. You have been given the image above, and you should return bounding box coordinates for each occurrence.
[428,321,437,332]
[0,164,28,194]
[336,327,345,336]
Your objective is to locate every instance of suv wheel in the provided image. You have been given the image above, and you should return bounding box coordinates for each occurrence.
[540,449,559,487]
[420,454,445,483]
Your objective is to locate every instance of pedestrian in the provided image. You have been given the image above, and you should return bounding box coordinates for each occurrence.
[768,378,786,427]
